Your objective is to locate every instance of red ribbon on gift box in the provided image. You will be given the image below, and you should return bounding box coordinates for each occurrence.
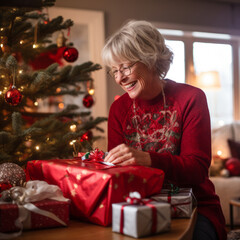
[167,194,191,218]
[82,148,105,162]
[160,186,192,217]
[89,148,105,161]
[120,196,157,234]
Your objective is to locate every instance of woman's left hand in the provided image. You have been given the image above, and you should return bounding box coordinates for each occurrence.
[104,143,151,166]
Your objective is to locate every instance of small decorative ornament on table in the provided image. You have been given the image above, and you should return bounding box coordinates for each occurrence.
[0,163,26,191]
[112,192,171,238]
[0,180,70,239]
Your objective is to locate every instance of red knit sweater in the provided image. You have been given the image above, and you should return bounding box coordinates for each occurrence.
[108,80,227,240]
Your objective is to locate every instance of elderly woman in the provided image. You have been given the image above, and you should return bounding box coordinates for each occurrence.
[102,20,226,240]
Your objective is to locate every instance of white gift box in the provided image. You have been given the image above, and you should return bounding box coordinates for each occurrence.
[151,188,193,218]
[112,201,171,238]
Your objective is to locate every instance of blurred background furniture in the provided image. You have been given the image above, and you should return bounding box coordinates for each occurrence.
[210,122,240,226]
[210,177,240,225]
[230,198,240,230]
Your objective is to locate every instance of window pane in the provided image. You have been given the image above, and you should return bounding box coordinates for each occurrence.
[193,42,233,128]
[165,40,185,83]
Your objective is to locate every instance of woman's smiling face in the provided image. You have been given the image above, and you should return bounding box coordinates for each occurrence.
[111,61,161,100]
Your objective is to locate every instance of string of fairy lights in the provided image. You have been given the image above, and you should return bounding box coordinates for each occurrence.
[0,10,96,157]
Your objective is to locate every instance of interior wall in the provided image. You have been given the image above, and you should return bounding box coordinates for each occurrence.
[55,0,240,111]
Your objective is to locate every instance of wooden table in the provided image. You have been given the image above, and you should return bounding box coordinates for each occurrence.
[15,216,194,240]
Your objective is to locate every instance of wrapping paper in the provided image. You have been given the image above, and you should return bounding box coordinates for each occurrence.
[151,188,192,218]
[112,201,171,238]
[26,159,165,226]
[0,181,70,239]
[0,199,69,233]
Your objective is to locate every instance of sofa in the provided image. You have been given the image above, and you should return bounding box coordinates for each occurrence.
[210,121,240,226]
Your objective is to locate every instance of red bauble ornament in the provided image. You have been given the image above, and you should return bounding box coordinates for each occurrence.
[225,158,240,176]
[83,94,94,108]
[80,130,93,142]
[0,183,12,193]
[63,47,79,62]
[5,86,22,106]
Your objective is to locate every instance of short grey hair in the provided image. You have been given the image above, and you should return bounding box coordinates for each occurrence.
[102,20,173,79]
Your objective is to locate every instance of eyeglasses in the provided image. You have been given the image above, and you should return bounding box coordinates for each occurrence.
[108,62,137,79]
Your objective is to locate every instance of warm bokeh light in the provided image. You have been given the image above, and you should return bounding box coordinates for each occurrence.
[88,88,95,95]
[35,145,40,150]
[217,150,222,156]
[56,88,61,93]
[58,102,64,109]
[195,71,221,89]
[218,120,225,127]
[69,140,76,145]
[70,124,77,132]
[34,101,38,106]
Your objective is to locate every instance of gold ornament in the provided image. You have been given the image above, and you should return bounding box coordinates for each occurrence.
[56,31,67,48]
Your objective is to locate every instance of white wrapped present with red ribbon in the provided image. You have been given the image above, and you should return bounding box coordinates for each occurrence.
[112,192,171,238]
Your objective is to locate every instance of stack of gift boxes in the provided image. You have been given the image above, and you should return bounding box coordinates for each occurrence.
[0,149,194,238]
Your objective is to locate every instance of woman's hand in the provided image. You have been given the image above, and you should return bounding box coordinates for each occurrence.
[104,143,151,166]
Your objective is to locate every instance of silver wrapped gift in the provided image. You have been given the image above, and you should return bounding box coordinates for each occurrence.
[151,188,193,218]
[112,201,171,238]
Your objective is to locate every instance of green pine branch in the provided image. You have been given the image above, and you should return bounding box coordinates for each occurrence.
[0,2,107,166]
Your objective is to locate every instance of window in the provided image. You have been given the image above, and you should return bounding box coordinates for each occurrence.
[165,40,185,83]
[160,28,240,129]
[193,42,233,127]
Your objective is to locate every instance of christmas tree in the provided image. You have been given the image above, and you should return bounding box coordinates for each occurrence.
[0,0,107,166]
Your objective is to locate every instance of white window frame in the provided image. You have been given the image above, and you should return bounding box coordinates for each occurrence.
[154,22,240,121]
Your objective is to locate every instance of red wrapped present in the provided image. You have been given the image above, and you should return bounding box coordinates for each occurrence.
[0,180,70,238]
[0,199,69,233]
[26,158,165,226]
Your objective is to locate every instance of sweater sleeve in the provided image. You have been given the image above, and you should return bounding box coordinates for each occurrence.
[107,99,126,151]
[150,88,211,185]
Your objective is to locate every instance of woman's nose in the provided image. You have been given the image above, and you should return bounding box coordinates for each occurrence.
[115,71,126,84]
